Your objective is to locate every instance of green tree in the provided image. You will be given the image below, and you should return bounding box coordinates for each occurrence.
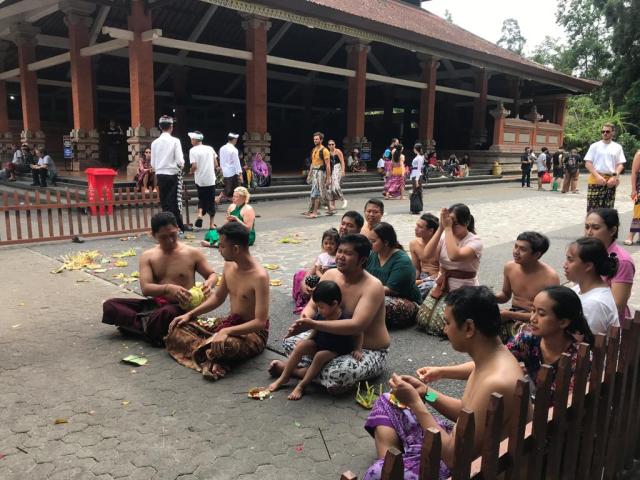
[529,36,572,73]
[496,18,526,56]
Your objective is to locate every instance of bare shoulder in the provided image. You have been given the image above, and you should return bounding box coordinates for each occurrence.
[541,262,560,282]
[183,243,204,258]
[321,268,341,282]
[504,261,517,273]
[363,272,384,292]
[141,246,159,261]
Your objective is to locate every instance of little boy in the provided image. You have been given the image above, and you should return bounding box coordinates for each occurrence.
[269,280,363,400]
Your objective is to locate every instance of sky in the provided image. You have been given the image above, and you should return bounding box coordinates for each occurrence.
[422,0,560,54]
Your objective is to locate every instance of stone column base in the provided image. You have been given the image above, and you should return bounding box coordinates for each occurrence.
[126,125,160,181]
[21,129,46,152]
[69,128,101,171]
[242,131,271,165]
[0,132,17,162]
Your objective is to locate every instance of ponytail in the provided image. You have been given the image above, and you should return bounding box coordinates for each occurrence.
[543,286,595,346]
[573,237,619,279]
[449,203,476,234]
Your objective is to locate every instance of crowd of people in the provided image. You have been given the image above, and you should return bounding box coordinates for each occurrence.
[96,119,638,479]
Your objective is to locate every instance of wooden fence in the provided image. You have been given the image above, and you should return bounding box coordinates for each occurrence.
[341,316,640,480]
[0,187,191,246]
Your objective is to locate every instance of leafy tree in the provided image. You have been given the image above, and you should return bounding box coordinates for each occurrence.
[529,36,572,73]
[496,18,526,56]
[443,9,453,23]
[555,0,611,80]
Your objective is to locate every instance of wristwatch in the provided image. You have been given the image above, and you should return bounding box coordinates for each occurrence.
[424,389,438,403]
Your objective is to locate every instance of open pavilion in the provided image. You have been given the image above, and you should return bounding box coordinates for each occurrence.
[0,0,599,178]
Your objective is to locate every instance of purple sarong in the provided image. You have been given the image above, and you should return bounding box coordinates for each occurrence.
[291,269,310,314]
[363,393,452,480]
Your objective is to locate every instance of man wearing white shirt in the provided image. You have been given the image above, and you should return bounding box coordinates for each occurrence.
[216,133,243,204]
[151,115,190,232]
[188,131,218,230]
[584,122,626,211]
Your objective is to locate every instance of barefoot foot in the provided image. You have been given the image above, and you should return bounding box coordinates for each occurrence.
[202,362,228,381]
[268,378,287,392]
[268,360,286,378]
[288,385,304,400]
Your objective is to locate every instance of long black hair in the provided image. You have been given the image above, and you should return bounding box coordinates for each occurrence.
[372,222,403,250]
[572,237,618,279]
[392,144,404,162]
[588,208,620,240]
[448,203,476,234]
[542,286,595,346]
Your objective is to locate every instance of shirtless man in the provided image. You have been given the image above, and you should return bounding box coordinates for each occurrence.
[363,286,523,479]
[360,199,384,237]
[274,233,390,394]
[495,231,560,339]
[102,212,217,346]
[165,222,270,381]
[408,212,440,298]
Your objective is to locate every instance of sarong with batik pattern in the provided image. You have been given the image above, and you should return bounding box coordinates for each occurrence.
[631,177,640,233]
[165,314,268,376]
[283,331,388,393]
[587,174,616,211]
[384,296,418,328]
[416,294,448,337]
[363,393,453,480]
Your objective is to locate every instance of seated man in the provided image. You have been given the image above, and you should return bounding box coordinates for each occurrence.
[102,212,217,346]
[495,231,560,341]
[165,222,270,381]
[360,199,384,237]
[277,234,389,394]
[363,286,523,480]
[339,210,364,237]
[409,213,440,298]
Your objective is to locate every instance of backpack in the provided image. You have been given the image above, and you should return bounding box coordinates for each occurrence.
[565,155,578,173]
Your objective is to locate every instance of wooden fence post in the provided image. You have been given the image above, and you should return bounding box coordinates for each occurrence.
[505,378,530,480]
[528,365,554,480]
[420,427,442,480]
[546,353,572,480]
[480,393,504,478]
[452,409,475,480]
[380,447,404,480]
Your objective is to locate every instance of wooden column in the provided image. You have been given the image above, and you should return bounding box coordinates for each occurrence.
[382,85,395,137]
[0,48,15,162]
[242,15,271,164]
[126,0,159,179]
[555,96,568,146]
[344,39,369,154]
[511,77,522,118]
[489,102,511,152]
[470,69,489,148]
[418,55,438,149]
[62,0,100,171]
[9,23,45,150]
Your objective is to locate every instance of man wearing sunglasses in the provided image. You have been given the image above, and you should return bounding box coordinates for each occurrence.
[584,123,626,211]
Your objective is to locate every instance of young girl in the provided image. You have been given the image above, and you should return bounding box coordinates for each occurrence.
[269,281,363,400]
[564,236,619,335]
[291,228,339,314]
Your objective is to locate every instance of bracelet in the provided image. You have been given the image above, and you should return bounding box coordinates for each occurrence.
[424,390,438,403]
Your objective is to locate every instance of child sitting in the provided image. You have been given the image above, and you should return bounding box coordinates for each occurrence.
[269,280,363,400]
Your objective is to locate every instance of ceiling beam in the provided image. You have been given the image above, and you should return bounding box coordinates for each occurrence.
[0,0,58,22]
[89,6,111,45]
[155,4,218,87]
[368,51,388,76]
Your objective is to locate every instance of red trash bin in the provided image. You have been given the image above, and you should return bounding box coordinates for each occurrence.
[86,168,117,215]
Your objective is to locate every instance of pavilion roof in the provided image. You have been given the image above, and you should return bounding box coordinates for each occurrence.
[267,0,600,93]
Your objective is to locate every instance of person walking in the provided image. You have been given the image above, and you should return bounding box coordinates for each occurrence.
[151,115,190,232]
[104,119,124,170]
[562,148,581,194]
[304,132,332,219]
[216,133,243,204]
[328,139,347,210]
[188,131,218,230]
[521,147,532,188]
[584,122,626,211]
[535,147,549,191]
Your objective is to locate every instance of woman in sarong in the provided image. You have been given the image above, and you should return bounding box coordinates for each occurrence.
[625,150,640,244]
[251,152,270,187]
[202,187,255,247]
[328,140,347,209]
[416,204,483,336]
[136,148,156,192]
[365,222,421,328]
[384,144,405,199]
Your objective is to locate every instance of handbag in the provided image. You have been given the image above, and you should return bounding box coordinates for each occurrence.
[541,172,551,184]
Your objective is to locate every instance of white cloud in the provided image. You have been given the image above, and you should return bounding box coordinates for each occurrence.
[421,0,561,54]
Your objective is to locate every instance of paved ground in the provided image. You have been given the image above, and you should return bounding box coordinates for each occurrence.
[2,177,640,480]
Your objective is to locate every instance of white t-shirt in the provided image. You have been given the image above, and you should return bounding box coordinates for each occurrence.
[572,285,619,335]
[38,155,56,174]
[410,155,425,179]
[377,158,385,169]
[151,132,184,175]
[584,140,626,174]
[190,144,217,187]
[219,142,242,178]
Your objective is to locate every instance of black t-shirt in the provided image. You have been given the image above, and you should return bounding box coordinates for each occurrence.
[564,154,581,173]
[521,154,531,169]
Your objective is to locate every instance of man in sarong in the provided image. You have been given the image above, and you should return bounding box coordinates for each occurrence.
[495,231,560,342]
[304,132,332,219]
[409,213,440,299]
[362,286,523,480]
[276,234,389,394]
[585,122,626,211]
[361,199,384,237]
[165,222,269,381]
[102,212,218,346]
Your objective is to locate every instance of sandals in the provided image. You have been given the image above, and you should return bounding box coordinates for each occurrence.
[303,213,317,219]
[624,240,634,246]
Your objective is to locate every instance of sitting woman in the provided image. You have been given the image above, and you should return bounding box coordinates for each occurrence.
[418,286,594,396]
[202,186,255,248]
[384,144,406,200]
[416,204,483,336]
[564,236,619,335]
[584,208,635,322]
[291,228,340,314]
[366,222,421,328]
[252,152,271,187]
[136,148,156,192]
